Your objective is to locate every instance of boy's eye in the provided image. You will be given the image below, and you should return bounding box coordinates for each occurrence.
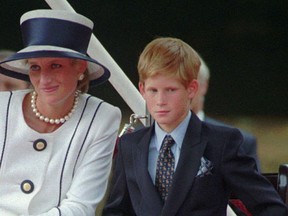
[167,88,176,92]
[148,88,157,93]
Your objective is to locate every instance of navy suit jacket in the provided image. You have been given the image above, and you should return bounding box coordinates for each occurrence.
[205,116,261,171]
[103,113,287,216]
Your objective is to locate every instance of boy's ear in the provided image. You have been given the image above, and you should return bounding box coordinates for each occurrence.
[138,82,145,96]
[187,79,199,99]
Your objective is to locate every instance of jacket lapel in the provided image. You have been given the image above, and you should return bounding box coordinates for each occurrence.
[134,126,164,215]
[162,113,208,215]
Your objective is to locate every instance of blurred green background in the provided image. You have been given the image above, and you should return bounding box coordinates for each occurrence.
[220,115,288,173]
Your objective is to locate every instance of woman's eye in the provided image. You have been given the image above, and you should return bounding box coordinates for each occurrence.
[30,65,40,71]
[51,64,61,69]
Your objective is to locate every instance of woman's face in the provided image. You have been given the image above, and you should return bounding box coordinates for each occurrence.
[28,57,86,106]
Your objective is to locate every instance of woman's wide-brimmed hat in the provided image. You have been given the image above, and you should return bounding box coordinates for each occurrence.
[0,9,110,87]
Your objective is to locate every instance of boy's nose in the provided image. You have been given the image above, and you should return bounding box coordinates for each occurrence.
[156,92,167,105]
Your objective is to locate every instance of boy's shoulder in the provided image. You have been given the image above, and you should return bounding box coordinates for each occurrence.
[202,118,246,143]
[121,125,151,141]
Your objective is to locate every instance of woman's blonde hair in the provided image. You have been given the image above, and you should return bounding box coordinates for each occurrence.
[137,37,201,86]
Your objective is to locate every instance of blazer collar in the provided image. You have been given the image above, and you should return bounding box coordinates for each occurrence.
[134,126,164,215]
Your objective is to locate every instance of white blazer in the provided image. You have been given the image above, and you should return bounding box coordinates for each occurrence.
[0,90,121,216]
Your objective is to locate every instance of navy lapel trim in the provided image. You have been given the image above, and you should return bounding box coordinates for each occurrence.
[0,91,12,169]
[134,125,164,213]
[72,97,103,177]
[57,96,103,206]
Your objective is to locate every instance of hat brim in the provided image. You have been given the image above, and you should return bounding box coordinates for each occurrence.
[0,47,110,87]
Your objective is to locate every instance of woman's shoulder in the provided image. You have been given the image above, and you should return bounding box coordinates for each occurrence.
[80,94,121,124]
[82,93,120,111]
[0,90,12,98]
[0,89,31,101]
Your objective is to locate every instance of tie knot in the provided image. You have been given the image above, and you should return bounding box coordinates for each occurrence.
[162,135,175,149]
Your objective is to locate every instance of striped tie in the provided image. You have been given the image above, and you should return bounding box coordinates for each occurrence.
[155,135,175,201]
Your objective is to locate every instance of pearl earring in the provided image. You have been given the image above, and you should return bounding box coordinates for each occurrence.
[78,74,84,81]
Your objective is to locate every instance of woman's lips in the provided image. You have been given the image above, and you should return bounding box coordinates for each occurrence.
[41,86,58,93]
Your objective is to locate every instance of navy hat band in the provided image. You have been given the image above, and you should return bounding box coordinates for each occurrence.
[21,18,92,54]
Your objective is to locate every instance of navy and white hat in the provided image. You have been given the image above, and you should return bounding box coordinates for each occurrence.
[0,9,110,87]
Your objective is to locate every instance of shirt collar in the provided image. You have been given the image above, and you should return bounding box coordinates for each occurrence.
[154,111,191,151]
[196,110,205,121]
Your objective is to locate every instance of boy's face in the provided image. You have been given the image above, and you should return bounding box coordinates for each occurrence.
[139,74,198,133]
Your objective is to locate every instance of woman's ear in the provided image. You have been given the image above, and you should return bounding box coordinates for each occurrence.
[75,60,88,75]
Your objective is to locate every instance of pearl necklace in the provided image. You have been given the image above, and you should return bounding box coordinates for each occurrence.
[31,90,80,124]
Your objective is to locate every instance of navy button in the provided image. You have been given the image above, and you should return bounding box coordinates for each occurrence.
[21,180,34,194]
[33,139,47,151]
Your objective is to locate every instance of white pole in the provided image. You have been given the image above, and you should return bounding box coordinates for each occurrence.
[227,205,237,216]
[45,0,148,125]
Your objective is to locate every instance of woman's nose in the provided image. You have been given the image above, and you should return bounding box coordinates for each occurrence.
[39,71,52,84]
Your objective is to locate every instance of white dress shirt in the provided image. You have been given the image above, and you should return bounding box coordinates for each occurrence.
[148,112,191,184]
